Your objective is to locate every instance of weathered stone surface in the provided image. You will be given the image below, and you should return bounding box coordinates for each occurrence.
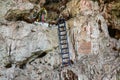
[0,21,58,66]
[0,0,34,22]
[5,4,39,23]
[5,9,30,21]
[78,41,91,54]
[66,1,120,80]
[0,0,120,80]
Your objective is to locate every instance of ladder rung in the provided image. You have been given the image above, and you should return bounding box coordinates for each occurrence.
[62,57,69,59]
[59,34,66,36]
[61,52,69,54]
[60,42,67,45]
[60,41,67,44]
[61,47,68,50]
[62,62,69,65]
[59,33,66,36]
[59,30,66,32]
[61,44,68,47]
[58,26,64,28]
[60,38,67,40]
[61,50,69,53]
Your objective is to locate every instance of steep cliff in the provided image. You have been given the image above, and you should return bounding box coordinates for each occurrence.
[0,0,120,80]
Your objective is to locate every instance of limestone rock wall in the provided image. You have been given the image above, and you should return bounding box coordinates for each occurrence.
[0,0,120,80]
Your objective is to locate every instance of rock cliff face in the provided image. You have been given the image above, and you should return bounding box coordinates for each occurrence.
[0,0,120,80]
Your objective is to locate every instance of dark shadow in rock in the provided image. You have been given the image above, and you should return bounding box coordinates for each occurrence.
[0,22,8,26]
[108,25,120,40]
[45,0,60,5]
[37,52,47,58]
[5,8,38,23]
[5,63,12,68]
[98,20,103,32]
[18,51,47,69]
[19,62,26,69]
[116,69,120,80]
[44,0,71,21]
[63,69,78,80]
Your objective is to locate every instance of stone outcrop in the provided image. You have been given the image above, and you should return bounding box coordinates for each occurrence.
[0,21,58,64]
[0,0,120,80]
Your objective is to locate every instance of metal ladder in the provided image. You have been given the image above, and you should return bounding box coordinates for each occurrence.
[57,18,71,67]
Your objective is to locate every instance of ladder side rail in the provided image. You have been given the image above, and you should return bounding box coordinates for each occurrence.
[63,20,71,66]
[58,24,63,56]
[58,23,67,66]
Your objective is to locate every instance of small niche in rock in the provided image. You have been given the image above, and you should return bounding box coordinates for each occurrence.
[108,26,120,40]
[19,63,26,69]
[39,61,42,63]
[48,63,51,66]
[98,20,102,32]
[70,60,74,64]
[0,22,8,26]
[37,52,47,58]
[5,63,12,68]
